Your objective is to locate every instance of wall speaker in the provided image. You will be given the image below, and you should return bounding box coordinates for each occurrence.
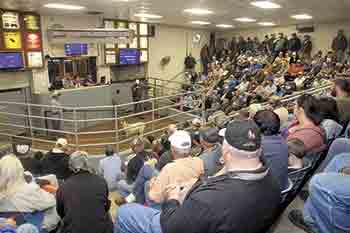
[148,25,156,37]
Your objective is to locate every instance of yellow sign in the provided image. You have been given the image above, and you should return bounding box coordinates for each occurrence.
[24,15,40,30]
[4,32,22,49]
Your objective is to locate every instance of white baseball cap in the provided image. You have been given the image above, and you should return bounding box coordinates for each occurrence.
[56,138,68,147]
[169,130,191,150]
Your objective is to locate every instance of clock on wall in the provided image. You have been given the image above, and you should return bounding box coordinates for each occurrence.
[193,33,202,44]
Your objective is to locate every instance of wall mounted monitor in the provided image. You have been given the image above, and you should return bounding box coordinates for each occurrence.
[64,43,88,56]
[0,52,24,69]
[119,48,140,65]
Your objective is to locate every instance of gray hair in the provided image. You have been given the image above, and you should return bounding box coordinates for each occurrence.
[69,151,91,173]
[0,154,25,196]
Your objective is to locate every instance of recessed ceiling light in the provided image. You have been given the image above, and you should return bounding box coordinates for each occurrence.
[234,17,256,22]
[258,22,276,26]
[216,24,234,28]
[291,14,312,20]
[250,1,281,9]
[43,3,85,10]
[184,8,214,15]
[190,21,211,25]
[134,13,163,19]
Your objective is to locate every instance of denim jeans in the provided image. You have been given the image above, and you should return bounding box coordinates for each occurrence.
[114,203,162,233]
[304,153,350,233]
[317,138,350,172]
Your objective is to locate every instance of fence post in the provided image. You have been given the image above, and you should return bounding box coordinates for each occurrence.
[201,90,206,124]
[151,100,155,131]
[27,103,33,137]
[73,109,79,150]
[114,105,120,152]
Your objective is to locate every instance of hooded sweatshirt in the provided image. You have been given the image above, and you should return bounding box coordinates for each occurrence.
[41,150,72,180]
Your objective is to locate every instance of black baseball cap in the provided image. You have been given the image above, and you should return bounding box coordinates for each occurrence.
[200,127,220,144]
[219,120,261,152]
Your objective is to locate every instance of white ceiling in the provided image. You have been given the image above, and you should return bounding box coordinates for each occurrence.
[1,0,350,29]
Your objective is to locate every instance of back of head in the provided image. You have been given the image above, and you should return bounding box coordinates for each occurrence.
[0,155,25,195]
[200,127,220,145]
[334,78,350,97]
[220,120,262,160]
[253,110,281,136]
[297,94,323,125]
[287,139,306,159]
[69,151,90,173]
[16,224,39,233]
[169,130,192,159]
[318,97,339,123]
[105,145,115,157]
[55,138,68,152]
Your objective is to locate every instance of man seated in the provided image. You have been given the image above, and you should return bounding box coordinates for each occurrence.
[199,128,223,177]
[114,120,281,233]
[253,110,289,191]
[41,138,72,180]
[289,153,350,233]
[148,130,204,204]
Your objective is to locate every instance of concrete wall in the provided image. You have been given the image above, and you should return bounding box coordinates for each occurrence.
[218,21,350,54]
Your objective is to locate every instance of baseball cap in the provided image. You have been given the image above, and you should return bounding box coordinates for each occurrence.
[56,138,68,147]
[169,130,191,150]
[200,128,220,144]
[219,120,261,152]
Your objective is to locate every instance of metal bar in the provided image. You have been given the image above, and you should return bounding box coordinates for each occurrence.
[151,100,155,131]
[0,101,74,110]
[27,104,33,137]
[0,111,76,122]
[0,122,75,135]
[114,105,120,151]
[73,109,79,150]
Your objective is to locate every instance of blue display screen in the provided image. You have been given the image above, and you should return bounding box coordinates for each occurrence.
[0,52,24,69]
[64,43,88,56]
[119,49,140,65]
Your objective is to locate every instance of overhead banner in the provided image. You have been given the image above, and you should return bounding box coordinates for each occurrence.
[48,28,135,44]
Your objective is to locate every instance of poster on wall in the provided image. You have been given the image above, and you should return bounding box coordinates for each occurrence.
[140,50,148,62]
[4,32,22,49]
[117,22,127,29]
[106,51,116,64]
[104,20,114,29]
[24,15,40,30]
[2,12,20,29]
[129,23,138,35]
[139,23,148,36]
[27,51,43,67]
[129,38,138,48]
[25,33,41,50]
[140,37,148,49]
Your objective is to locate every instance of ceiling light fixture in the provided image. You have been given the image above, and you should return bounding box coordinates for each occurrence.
[43,3,85,10]
[190,21,211,25]
[216,24,234,28]
[184,8,214,15]
[134,13,163,19]
[291,14,313,20]
[250,1,281,9]
[234,17,256,22]
[258,22,276,26]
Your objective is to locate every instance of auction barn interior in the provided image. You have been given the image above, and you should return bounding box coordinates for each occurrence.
[0,0,350,233]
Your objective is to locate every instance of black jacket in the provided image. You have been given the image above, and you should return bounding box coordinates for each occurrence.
[160,166,281,233]
[56,171,113,233]
[41,151,72,180]
[127,151,151,183]
[288,37,302,52]
[332,35,348,51]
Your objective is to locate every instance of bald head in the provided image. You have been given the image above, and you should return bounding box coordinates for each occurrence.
[167,124,177,135]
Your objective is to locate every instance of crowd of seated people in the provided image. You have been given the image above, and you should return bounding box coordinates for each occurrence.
[2,76,350,232]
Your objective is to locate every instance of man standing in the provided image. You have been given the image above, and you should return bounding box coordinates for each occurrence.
[114,120,281,233]
[131,80,143,113]
[332,29,348,62]
[288,33,302,53]
[50,91,63,136]
[302,35,313,61]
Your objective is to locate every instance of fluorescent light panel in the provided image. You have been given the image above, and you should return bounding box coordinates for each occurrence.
[184,8,214,15]
[291,14,312,20]
[43,3,85,10]
[190,21,211,25]
[258,22,276,26]
[134,13,163,19]
[235,17,256,22]
[250,1,281,9]
[216,24,234,28]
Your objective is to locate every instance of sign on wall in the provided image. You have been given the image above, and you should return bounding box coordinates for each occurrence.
[25,32,42,50]
[2,12,20,29]
[4,31,22,49]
